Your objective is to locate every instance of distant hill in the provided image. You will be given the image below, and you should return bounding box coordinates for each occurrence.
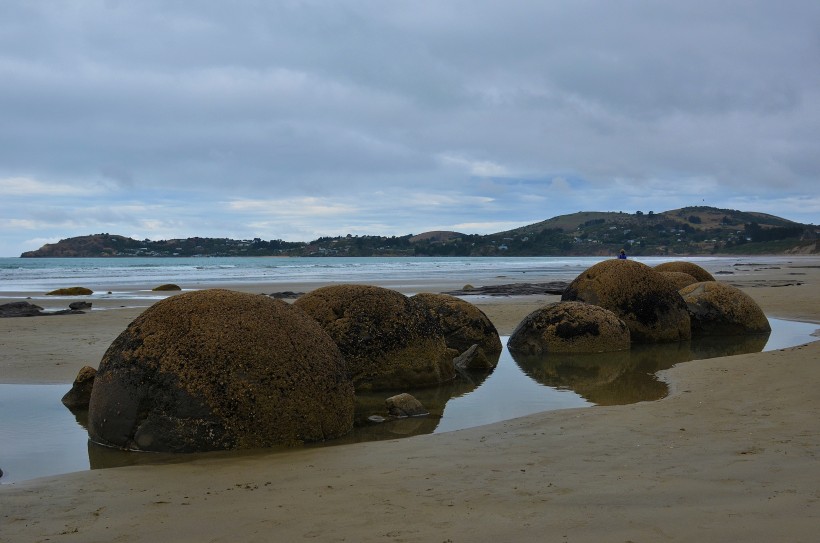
[20,206,818,258]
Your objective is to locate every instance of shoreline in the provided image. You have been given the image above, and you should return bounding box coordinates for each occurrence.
[1,257,820,541]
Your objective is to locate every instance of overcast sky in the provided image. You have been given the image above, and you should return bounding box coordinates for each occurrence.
[1,1,818,256]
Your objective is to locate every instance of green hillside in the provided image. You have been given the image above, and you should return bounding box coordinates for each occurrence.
[20,206,818,258]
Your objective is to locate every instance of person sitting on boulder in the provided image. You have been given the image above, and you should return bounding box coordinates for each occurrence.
[618,249,627,259]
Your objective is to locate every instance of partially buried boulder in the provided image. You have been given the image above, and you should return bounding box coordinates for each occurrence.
[152,284,182,291]
[46,287,93,296]
[562,259,691,343]
[679,281,771,336]
[507,301,630,355]
[411,293,502,369]
[294,285,455,391]
[62,366,97,409]
[654,261,715,282]
[88,289,354,452]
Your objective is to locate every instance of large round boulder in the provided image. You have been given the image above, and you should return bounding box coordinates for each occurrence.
[561,259,691,343]
[411,293,502,369]
[654,261,715,282]
[294,285,456,391]
[88,289,354,452]
[679,281,771,336]
[659,271,699,290]
[507,301,630,355]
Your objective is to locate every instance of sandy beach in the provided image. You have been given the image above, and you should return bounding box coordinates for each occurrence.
[2,257,819,542]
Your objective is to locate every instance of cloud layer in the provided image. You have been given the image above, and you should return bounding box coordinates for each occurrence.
[1,1,818,255]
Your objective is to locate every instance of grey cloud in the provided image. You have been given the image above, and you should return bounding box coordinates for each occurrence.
[1,0,818,255]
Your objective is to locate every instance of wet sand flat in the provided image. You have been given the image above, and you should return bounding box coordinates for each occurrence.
[1,257,819,542]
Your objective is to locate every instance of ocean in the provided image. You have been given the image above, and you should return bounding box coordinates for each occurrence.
[0,255,772,296]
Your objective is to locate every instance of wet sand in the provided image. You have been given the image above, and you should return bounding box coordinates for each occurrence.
[1,257,819,542]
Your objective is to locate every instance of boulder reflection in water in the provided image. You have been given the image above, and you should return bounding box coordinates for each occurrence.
[510,331,770,406]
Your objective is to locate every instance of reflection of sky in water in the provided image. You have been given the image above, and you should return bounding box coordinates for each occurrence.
[0,384,86,483]
[435,348,590,433]
[0,318,817,485]
[763,318,819,351]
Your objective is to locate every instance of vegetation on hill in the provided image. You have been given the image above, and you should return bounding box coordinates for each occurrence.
[20,206,817,258]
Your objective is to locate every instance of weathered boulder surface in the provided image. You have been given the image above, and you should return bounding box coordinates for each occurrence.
[61,366,97,409]
[680,281,771,336]
[562,259,691,343]
[659,271,699,290]
[294,285,456,391]
[508,301,631,355]
[69,301,93,310]
[654,261,715,282]
[411,293,502,369]
[88,289,354,452]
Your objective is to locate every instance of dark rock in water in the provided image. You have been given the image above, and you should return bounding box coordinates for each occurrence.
[453,344,481,372]
[508,301,630,355]
[562,259,691,343]
[69,301,93,310]
[412,293,502,370]
[385,393,428,417]
[62,366,97,409]
[0,301,84,317]
[1,301,45,317]
[88,289,354,453]
[680,281,771,336]
[294,284,455,391]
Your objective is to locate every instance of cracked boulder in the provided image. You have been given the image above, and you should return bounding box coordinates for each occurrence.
[411,293,502,370]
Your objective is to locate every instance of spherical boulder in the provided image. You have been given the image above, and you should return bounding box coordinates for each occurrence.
[654,261,715,282]
[507,301,630,355]
[88,289,354,452]
[294,285,455,391]
[411,293,502,369]
[679,281,771,336]
[659,271,699,290]
[562,259,691,343]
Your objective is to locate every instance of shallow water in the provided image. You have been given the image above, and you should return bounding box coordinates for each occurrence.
[0,318,816,485]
